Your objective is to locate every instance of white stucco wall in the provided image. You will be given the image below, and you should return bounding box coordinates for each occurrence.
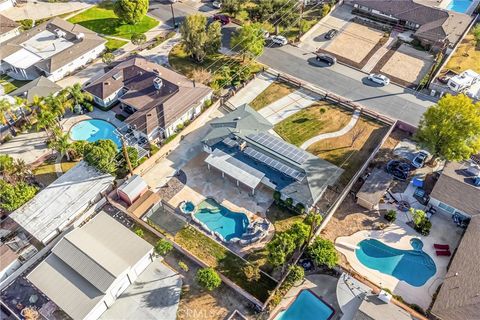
[45,43,105,82]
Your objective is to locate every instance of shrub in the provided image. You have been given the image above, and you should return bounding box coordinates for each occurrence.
[19,19,34,30]
[131,32,147,46]
[295,203,305,214]
[410,208,431,235]
[243,264,261,282]
[176,123,185,131]
[284,197,293,208]
[273,191,281,204]
[385,210,397,222]
[415,219,432,236]
[83,102,94,112]
[155,239,173,256]
[102,52,115,65]
[308,238,338,269]
[321,4,331,17]
[196,267,221,291]
[178,261,189,272]
[149,143,160,155]
[134,228,144,238]
[286,265,304,284]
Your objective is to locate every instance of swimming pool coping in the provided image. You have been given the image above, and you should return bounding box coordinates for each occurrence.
[68,118,122,147]
[271,289,336,320]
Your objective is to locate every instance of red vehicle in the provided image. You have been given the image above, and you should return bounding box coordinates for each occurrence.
[213,14,230,25]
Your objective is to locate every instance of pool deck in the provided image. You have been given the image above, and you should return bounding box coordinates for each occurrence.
[335,210,463,309]
[61,109,124,134]
[167,152,276,255]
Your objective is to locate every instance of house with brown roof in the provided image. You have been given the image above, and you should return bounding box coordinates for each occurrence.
[429,161,480,218]
[345,0,473,50]
[0,17,105,81]
[428,161,480,319]
[84,57,212,142]
[0,14,19,44]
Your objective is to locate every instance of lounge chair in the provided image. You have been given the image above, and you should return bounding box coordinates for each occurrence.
[436,250,451,257]
[434,244,450,250]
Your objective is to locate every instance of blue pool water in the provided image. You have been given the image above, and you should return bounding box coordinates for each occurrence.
[275,290,334,320]
[446,0,472,13]
[181,201,195,214]
[70,119,121,148]
[355,238,436,287]
[195,198,249,241]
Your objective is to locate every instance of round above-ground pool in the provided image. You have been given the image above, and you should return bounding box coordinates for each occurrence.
[70,119,121,148]
[355,238,436,287]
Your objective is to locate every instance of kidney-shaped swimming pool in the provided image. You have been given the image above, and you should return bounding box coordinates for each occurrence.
[70,119,121,148]
[355,238,436,287]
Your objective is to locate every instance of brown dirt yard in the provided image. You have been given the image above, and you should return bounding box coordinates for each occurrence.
[380,44,434,85]
[325,22,385,63]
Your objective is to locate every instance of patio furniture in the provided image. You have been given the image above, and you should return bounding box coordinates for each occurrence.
[434,244,450,250]
[436,250,451,257]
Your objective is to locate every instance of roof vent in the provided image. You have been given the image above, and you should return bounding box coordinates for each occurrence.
[54,29,66,38]
[76,32,85,40]
[153,77,163,90]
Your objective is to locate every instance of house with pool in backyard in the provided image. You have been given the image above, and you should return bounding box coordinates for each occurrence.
[83,57,212,143]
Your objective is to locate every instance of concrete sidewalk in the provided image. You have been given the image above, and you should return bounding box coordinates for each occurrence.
[259,88,322,124]
[300,109,360,150]
[227,72,276,107]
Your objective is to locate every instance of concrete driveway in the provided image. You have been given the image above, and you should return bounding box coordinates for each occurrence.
[100,259,182,320]
[0,130,49,164]
[1,0,93,20]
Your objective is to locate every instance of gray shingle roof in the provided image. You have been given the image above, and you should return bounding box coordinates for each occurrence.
[431,215,480,320]
[9,76,62,103]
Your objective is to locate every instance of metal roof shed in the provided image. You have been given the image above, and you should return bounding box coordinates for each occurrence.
[356,169,393,210]
[117,175,148,205]
[9,161,114,244]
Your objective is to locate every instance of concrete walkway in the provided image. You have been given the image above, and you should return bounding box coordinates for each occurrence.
[300,109,361,150]
[227,72,276,107]
[142,33,181,66]
[258,88,322,124]
[361,33,398,73]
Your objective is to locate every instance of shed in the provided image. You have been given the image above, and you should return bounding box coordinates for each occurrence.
[356,169,393,210]
[117,175,148,205]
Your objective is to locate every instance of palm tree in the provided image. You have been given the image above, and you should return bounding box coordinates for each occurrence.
[0,98,16,127]
[67,83,92,107]
[48,130,72,161]
[36,109,57,139]
[12,159,30,182]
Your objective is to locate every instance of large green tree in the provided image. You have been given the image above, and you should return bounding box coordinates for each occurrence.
[179,14,222,62]
[266,231,296,267]
[114,0,149,25]
[308,238,338,269]
[415,94,480,161]
[83,139,118,174]
[222,0,242,16]
[0,180,37,212]
[250,0,299,34]
[231,23,265,61]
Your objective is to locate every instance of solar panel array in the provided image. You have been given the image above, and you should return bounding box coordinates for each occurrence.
[222,137,238,148]
[247,132,310,165]
[243,147,306,181]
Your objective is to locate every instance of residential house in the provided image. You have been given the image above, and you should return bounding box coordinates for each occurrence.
[429,161,480,219]
[202,104,343,210]
[27,212,154,320]
[0,14,19,44]
[9,75,62,103]
[0,0,15,12]
[0,17,105,81]
[9,161,114,244]
[84,57,212,142]
[345,0,473,51]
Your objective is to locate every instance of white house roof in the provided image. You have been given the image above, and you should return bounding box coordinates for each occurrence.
[118,174,148,201]
[3,48,41,69]
[9,161,114,244]
[27,212,153,320]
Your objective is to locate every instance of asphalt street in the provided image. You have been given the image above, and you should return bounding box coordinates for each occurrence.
[149,0,218,27]
[258,45,434,126]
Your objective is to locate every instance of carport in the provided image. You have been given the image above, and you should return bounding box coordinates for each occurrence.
[204,148,265,195]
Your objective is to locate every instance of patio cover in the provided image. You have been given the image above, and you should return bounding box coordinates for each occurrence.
[205,149,265,190]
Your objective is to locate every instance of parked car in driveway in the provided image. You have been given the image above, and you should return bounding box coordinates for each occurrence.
[213,14,230,25]
[315,53,336,66]
[325,29,338,40]
[271,35,288,46]
[212,1,222,9]
[386,160,411,180]
[411,150,430,169]
[368,73,390,86]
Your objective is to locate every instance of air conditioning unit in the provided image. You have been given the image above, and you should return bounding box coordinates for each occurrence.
[76,32,85,40]
[153,77,163,90]
[54,28,66,38]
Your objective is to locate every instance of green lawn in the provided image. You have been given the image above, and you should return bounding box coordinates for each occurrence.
[174,226,277,302]
[0,75,29,94]
[274,102,353,146]
[67,1,158,39]
[249,82,296,111]
[105,37,128,52]
[169,44,263,79]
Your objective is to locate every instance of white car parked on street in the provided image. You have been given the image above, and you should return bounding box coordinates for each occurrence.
[368,73,390,86]
[271,35,288,46]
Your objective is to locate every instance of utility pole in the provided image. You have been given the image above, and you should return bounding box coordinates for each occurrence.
[170,3,177,29]
[120,135,133,176]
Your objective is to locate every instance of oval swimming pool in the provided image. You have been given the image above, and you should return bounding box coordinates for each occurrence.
[195,198,249,241]
[355,238,436,287]
[70,119,121,148]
